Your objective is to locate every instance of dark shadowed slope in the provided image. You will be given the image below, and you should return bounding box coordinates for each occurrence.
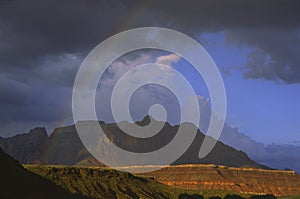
[0,147,85,199]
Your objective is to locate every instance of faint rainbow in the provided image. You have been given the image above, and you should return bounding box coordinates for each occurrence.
[40,3,151,165]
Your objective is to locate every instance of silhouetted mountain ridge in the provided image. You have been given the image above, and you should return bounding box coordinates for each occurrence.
[0,115,268,169]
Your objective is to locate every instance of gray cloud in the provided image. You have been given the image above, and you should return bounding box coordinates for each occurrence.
[0,0,299,77]
[0,0,127,73]
[226,29,300,83]
[95,50,182,124]
[130,0,300,83]
[120,0,299,28]
[0,0,300,135]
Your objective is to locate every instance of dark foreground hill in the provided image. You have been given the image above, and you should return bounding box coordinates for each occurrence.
[0,148,198,199]
[0,116,267,169]
[0,147,84,199]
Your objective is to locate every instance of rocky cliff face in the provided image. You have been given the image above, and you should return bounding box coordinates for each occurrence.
[42,125,102,165]
[145,164,300,196]
[0,126,100,166]
[0,116,267,169]
[0,127,48,164]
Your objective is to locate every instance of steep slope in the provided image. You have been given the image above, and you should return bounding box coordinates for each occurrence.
[90,117,268,169]
[0,126,101,165]
[0,127,48,164]
[43,125,102,165]
[25,165,175,199]
[0,116,267,169]
[0,147,84,199]
[174,130,267,168]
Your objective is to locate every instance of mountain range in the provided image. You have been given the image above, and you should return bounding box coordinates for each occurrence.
[0,115,268,169]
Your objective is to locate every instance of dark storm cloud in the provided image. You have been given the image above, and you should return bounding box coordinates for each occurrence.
[122,0,300,29]
[127,0,300,83]
[0,0,123,71]
[0,0,300,135]
[0,74,72,123]
[1,0,300,81]
[121,0,300,83]
[0,0,124,131]
[226,29,300,83]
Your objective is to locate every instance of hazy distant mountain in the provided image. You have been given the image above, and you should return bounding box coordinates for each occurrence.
[0,147,84,199]
[0,115,267,169]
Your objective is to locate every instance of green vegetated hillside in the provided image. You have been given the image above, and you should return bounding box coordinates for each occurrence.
[279,196,300,199]
[0,146,284,199]
[26,165,175,199]
[25,165,280,199]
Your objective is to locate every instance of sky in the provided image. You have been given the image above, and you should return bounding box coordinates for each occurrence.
[0,0,300,171]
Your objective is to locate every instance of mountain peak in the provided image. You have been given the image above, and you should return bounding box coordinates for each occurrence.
[27,127,48,138]
[136,115,157,126]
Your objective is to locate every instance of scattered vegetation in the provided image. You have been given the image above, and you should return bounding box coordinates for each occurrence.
[0,144,288,199]
[25,165,281,199]
[145,164,300,196]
